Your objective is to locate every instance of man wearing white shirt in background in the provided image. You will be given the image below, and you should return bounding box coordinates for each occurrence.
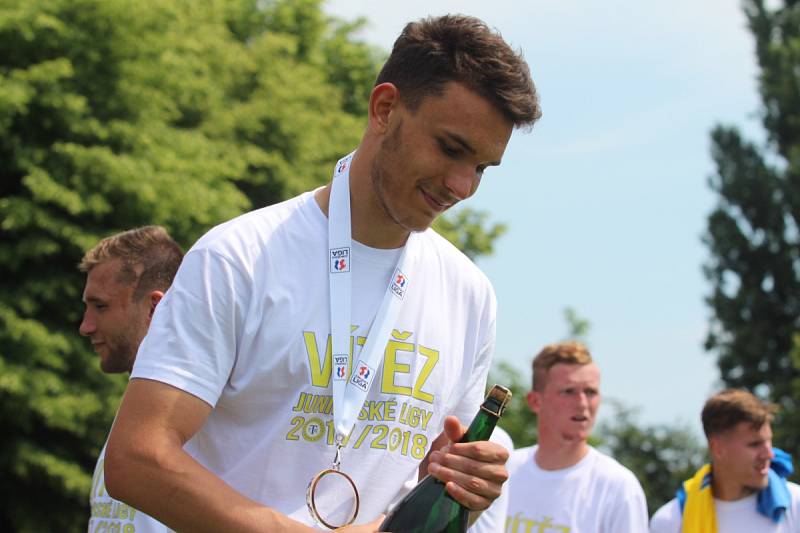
[79,226,183,532]
[504,341,648,533]
[650,389,800,533]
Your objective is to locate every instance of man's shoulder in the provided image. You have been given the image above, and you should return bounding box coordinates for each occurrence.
[506,445,534,477]
[649,498,680,533]
[588,447,644,487]
[419,229,494,292]
[191,192,319,260]
[789,480,800,502]
[420,229,476,264]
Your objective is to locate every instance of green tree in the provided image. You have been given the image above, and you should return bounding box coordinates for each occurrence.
[434,209,507,261]
[0,1,507,530]
[563,306,590,341]
[703,0,800,457]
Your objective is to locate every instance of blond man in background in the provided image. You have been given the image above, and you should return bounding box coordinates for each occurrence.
[80,226,183,532]
[504,341,648,532]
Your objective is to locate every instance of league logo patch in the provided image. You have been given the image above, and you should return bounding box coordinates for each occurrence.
[350,360,375,392]
[333,354,348,381]
[390,268,408,300]
[337,159,349,174]
[330,247,350,273]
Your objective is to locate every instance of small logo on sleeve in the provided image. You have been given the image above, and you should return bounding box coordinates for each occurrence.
[337,159,349,174]
[390,268,408,299]
[330,247,350,273]
[350,360,375,391]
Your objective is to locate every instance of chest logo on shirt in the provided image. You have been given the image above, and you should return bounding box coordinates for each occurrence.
[390,268,408,300]
[506,513,570,532]
[330,247,350,273]
[303,328,439,404]
[351,360,375,391]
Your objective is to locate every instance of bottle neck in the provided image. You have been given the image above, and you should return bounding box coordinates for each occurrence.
[460,398,503,443]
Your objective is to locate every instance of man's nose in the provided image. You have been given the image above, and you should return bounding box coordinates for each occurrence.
[764,443,775,461]
[79,311,95,337]
[574,391,589,408]
[443,166,480,201]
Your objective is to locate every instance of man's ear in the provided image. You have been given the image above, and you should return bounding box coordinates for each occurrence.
[148,290,165,319]
[527,390,541,415]
[708,435,724,462]
[368,82,400,135]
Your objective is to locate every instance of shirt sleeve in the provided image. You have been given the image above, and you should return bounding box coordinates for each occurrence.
[649,499,682,533]
[607,470,650,533]
[131,246,251,407]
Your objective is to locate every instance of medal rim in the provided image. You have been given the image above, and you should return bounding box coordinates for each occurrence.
[306,468,360,530]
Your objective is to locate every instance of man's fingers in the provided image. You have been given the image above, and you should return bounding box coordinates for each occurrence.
[443,480,493,511]
[428,450,508,489]
[428,455,505,506]
[428,420,510,511]
[448,440,509,463]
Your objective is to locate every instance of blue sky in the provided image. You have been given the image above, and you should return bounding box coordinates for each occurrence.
[325,0,766,436]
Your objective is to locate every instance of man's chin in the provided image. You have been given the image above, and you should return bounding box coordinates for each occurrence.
[744,478,770,493]
[100,356,130,374]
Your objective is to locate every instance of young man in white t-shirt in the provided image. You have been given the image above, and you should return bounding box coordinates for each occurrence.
[650,389,800,533]
[78,226,183,533]
[504,341,649,533]
[102,15,543,533]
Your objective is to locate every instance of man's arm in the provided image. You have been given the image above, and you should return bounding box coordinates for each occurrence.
[105,378,381,533]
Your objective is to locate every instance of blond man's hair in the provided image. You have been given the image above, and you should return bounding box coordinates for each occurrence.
[79,225,183,300]
[702,389,777,438]
[531,341,593,391]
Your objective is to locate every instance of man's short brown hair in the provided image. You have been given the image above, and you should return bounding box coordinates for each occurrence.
[375,14,541,128]
[701,389,777,438]
[79,225,183,300]
[532,341,593,391]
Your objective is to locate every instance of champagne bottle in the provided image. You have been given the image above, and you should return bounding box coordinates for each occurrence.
[379,385,511,533]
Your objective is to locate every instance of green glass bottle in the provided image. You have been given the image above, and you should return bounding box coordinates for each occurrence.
[379,385,511,533]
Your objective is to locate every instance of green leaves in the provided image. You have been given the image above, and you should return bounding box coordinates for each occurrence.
[705,0,800,462]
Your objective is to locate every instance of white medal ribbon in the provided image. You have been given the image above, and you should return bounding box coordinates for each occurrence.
[328,152,417,447]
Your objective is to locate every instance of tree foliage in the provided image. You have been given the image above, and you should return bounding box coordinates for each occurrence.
[0,1,506,530]
[703,0,800,457]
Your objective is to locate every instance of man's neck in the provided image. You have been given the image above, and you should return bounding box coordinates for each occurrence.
[711,468,758,502]
[314,149,410,249]
[533,437,590,471]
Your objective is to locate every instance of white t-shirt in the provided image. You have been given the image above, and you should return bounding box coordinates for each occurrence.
[131,190,497,527]
[504,445,649,533]
[88,442,171,533]
[649,482,800,533]
[469,427,515,533]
